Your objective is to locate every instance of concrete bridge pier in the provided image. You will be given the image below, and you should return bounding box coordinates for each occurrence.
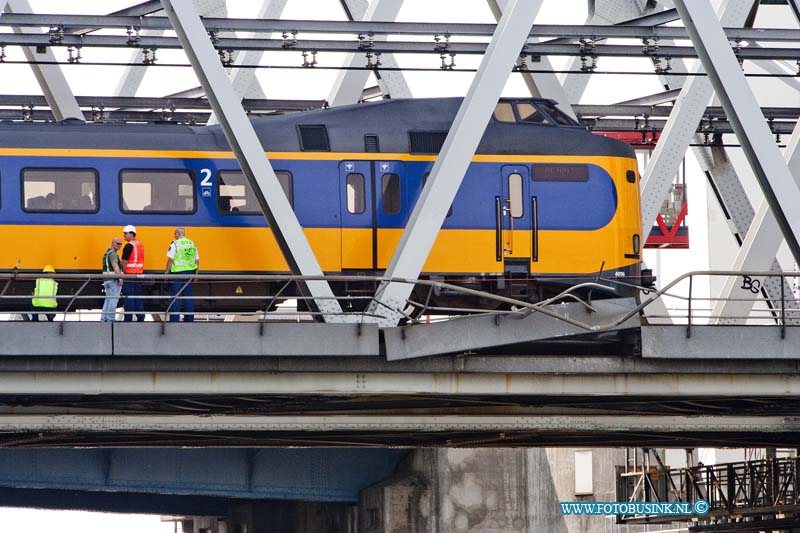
[358,448,628,533]
[176,448,639,533]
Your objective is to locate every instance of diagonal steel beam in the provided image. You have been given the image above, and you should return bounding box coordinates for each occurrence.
[206,0,288,125]
[639,0,753,231]
[562,0,664,105]
[116,0,228,98]
[487,0,576,119]
[2,0,82,122]
[365,0,543,327]
[711,119,800,323]
[695,141,800,324]
[789,0,800,22]
[640,0,800,323]
[160,0,344,321]
[674,0,800,264]
[327,0,412,106]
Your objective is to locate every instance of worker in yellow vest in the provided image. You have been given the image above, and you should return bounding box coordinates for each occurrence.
[31,265,58,322]
[165,227,199,322]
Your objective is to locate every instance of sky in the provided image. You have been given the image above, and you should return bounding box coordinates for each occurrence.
[1,0,796,530]
[0,507,177,533]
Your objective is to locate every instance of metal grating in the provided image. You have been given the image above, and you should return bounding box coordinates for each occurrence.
[409,131,448,154]
[364,134,380,153]
[298,125,330,151]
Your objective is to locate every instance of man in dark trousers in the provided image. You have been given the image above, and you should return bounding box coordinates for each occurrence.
[121,224,145,322]
[165,227,199,322]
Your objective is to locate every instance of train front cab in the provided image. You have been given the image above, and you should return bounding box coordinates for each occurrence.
[493,156,643,303]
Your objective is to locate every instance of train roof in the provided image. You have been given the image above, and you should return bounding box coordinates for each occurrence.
[0,97,634,159]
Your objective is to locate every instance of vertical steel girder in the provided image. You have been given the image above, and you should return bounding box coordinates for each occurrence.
[366,0,543,327]
[2,0,82,122]
[711,121,800,323]
[673,0,800,267]
[327,0,412,106]
[161,0,344,321]
[486,0,576,120]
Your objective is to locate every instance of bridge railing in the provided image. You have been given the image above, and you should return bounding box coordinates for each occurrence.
[0,269,797,331]
[0,270,642,327]
[617,456,800,523]
[638,270,800,332]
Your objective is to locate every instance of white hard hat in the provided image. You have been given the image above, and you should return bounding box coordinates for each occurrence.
[123,225,137,233]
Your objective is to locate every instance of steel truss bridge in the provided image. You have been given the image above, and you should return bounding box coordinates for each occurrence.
[0,0,800,525]
[0,0,795,441]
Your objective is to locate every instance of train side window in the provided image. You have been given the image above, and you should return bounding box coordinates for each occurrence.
[276,171,294,207]
[381,173,401,215]
[494,102,516,123]
[508,173,524,218]
[516,103,550,125]
[120,170,195,213]
[22,169,98,213]
[346,173,365,214]
[218,170,292,214]
[422,172,453,217]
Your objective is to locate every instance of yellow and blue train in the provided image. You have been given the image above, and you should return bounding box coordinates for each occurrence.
[0,97,644,310]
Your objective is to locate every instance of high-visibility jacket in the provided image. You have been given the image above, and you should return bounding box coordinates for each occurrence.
[170,237,198,273]
[124,239,144,274]
[32,277,58,309]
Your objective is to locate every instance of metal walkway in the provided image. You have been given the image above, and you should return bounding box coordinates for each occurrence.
[618,457,800,532]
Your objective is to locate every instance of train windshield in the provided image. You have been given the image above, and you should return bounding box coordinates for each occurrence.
[537,102,579,126]
[494,101,579,127]
[516,103,550,125]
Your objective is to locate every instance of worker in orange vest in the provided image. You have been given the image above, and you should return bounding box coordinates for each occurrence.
[121,225,145,322]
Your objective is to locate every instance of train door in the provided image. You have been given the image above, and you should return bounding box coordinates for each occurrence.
[499,165,532,270]
[339,160,408,270]
[374,161,407,268]
[339,161,373,269]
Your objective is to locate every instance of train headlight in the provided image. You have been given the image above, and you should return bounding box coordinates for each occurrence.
[632,234,641,255]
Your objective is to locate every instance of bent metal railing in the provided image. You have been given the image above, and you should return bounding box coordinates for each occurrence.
[0,270,638,326]
[0,269,798,331]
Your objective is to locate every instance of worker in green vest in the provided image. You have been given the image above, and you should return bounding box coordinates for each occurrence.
[165,227,199,322]
[31,265,58,322]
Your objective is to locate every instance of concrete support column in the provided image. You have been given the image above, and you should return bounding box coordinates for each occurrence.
[359,448,628,532]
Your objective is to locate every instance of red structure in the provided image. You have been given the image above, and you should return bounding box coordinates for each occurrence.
[595,131,688,249]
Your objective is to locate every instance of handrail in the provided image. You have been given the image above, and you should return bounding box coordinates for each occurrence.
[619,457,800,521]
[0,269,798,332]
